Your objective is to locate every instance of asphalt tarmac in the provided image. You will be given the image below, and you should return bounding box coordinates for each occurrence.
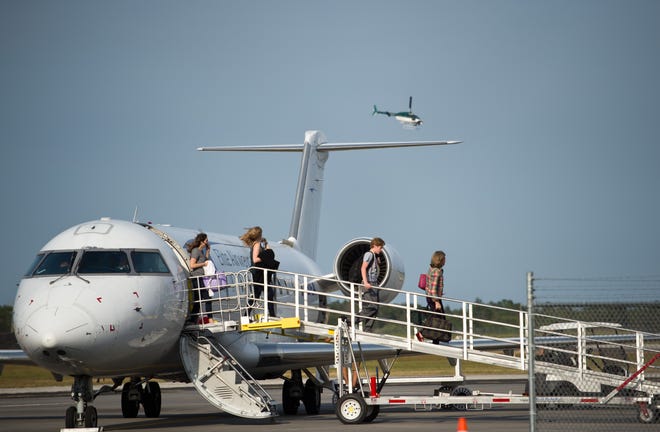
[1,377,533,432]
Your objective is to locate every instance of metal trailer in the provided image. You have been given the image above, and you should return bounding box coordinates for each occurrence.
[332,321,660,425]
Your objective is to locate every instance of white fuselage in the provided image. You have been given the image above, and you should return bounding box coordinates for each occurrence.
[12,218,322,379]
[395,114,422,125]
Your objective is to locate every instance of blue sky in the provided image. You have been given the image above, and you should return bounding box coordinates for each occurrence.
[1,1,659,306]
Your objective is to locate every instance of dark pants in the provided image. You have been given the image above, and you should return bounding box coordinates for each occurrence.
[357,287,379,331]
[190,276,213,321]
[425,298,445,344]
[426,297,445,315]
[251,269,277,317]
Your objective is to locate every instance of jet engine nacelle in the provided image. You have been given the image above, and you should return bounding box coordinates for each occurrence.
[333,238,405,303]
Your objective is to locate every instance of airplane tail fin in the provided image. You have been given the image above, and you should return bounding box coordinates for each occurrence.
[372,105,378,115]
[198,133,461,260]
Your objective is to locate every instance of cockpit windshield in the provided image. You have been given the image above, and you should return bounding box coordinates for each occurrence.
[25,249,171,277]
[31,251,77,276]
[131,251,170,273]
[78,251,130,274]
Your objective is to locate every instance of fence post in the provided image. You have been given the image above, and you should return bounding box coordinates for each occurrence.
[527,271,535,432]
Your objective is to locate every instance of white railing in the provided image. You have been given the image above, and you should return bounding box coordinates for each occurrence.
[185,268,660,383]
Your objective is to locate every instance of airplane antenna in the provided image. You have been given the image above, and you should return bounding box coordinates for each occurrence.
[132,206,139,223]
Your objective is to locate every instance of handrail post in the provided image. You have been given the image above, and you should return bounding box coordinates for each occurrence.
[527,271,536,432]
[462,302,468,358]
[263,269,269,320]
[519,310,526,370]
[405,291,412,345]
[302,275,309,323]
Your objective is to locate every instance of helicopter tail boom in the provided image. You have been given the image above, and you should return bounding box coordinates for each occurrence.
[372,105,392,117]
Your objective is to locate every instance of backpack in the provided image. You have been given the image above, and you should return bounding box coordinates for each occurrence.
[348,251,377,283]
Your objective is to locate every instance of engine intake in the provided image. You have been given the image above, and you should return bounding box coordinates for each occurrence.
[333,238,405,303]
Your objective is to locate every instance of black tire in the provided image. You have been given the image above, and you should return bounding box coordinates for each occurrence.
[121,382,140,418]
[84,405,98,428]
[436,385,455,410]
[336,393,366,424]
[332,390,339,406]
[638,404,659,424]
[302,379,321,415]
[65,406,77,428]
[142,381,162,418]
[450,386,472,411]
[362,404,380,423]
[282,379,300,415]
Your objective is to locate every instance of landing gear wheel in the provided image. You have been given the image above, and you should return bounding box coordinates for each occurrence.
[282,379,300,415]
[121,382,140,418]
[638,403,659,424]
[362,404,380,423]
[302,379,321,415]
[143,381,162,417]
[65,406,77,428]
[336,393,366,424]
[450,386,472,411]
[84,405,98,427]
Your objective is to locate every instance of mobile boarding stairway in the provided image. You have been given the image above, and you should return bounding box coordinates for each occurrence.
[180,269,660,423]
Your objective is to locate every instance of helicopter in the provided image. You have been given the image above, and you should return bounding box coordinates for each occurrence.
[373,96,423,127]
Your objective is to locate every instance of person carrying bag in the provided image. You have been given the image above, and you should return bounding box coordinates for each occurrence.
[417,250,452,343]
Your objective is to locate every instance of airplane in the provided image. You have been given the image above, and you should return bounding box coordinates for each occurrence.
[10,130,461,429]
[373,96,423,127]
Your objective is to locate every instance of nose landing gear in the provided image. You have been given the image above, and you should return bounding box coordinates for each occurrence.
[63,375,99,429]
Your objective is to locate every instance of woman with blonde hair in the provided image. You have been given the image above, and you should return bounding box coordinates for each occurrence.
[241,226,278,315]
[239,226,264,266]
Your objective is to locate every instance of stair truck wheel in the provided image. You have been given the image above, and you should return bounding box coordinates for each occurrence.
[637,399,659,424]
[336,393,367,424]
[362,404,380,423]
[450,386,472,411]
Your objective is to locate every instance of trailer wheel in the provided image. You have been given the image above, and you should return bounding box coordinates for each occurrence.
[637,403,659,424]
[336,394,366,424]
[436,385,454,410]
[363,404,380,423]
[450,386,472,411]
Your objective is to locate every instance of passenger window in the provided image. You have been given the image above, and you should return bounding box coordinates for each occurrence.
[78,251,130,274]
[131,251,170,274]
[32,251,77,276]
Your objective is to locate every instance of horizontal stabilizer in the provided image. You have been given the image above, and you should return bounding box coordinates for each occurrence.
[198,140,461,153]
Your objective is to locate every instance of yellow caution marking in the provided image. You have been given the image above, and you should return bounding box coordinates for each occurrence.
[241,317,301,331]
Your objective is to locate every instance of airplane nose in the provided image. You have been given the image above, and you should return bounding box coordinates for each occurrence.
[16,305,98,359]
[42,332,58,349]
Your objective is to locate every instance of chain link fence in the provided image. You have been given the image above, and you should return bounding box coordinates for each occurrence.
[529,274,660,431]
